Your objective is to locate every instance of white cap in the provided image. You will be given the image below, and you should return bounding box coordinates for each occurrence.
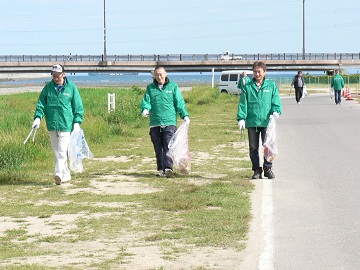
[51,64,64,74]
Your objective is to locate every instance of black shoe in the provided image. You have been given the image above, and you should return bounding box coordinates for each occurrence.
[252,168,263,179]
[264,167,275,179]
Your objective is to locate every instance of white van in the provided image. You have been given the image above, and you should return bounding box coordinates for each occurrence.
[218,70,250,95]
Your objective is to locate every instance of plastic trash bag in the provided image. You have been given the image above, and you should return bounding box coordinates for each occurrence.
[263,117,278,162]
[329,87,334,99]
[69,129,94,173]
[302,85,308,97]
[167,121,191,174]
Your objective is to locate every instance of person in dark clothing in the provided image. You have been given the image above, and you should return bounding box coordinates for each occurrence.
[291,71,305,104]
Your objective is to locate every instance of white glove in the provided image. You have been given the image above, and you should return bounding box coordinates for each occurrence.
[32,118,40,129]
[270,112,279,119]
[73,123,81,132]
[184,116,190,123]
[142,109,149,117]
[238,120,245,130]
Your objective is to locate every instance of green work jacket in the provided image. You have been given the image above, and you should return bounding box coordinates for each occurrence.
[331,74,345,91]
[140,79,189,127]
[34,78,84,132]
[237,77,282,128]
[237,76,251,91]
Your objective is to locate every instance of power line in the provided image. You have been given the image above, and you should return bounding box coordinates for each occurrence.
[2,21,359,48]
[2,6,360,34]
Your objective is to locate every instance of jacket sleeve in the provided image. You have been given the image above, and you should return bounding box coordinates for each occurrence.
[33,87,47,120]
[173,85,189,119]
[291,76,295,86]
[237,77,242,89]
[237,87,247,121]
[271,84,282,115]
[140,86,152,113]
[71,85,84,124]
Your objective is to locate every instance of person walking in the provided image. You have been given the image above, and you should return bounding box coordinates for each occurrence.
[140,66,190,178]
[331,69,345,105]
[291,71,305,104]
[32,64,84,185]
[237,71,251,95]
[237,61,282,179]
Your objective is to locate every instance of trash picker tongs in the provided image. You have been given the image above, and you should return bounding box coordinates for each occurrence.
[240,127,247,144]
[23,127,38,144]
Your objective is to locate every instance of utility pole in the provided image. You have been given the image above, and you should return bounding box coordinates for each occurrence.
[103,0,107,61]
[302,0,305,60]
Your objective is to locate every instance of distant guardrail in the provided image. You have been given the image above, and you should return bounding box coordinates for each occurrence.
[1,53,360,62]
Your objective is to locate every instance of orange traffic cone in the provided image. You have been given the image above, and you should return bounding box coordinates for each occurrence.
[342,88,347,98]
[346,87,353,100]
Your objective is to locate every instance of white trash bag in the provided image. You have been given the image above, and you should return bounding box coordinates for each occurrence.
[302,85,308,97]
[167,121,191,174]
[263,117,278,162]
[69,129,94,173]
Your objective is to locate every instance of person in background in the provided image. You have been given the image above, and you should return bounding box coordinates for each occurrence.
[237,71,251,95]
[237,61,282,179]
[140,66,190,178]
[32,64,84,185]
[291,70,305,104]
[331,69,345,105]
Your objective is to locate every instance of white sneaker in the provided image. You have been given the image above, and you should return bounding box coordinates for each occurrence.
[61,174,71,183]
[297,102,300,105]
[156,170,165,177]
[165,168,173,178]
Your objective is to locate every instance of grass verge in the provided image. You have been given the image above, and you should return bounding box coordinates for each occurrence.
[0,85,253,269]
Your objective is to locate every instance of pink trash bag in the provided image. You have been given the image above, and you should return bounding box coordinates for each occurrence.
[167,121,191,174]
[263,117,278,162]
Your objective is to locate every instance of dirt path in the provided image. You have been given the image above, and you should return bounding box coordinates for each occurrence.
[0,154,264,270]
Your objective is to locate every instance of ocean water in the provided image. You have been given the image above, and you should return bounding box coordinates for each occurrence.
[0,73,220,87]
[0,71,300,88]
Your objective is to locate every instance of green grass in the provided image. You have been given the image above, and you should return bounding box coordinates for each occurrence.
[0,85,253,269]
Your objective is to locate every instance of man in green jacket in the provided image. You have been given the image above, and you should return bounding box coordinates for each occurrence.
[331,69,345,105]
[237,61,282,179]
[140,66,189,178]
[237,71,251,94]
[32,64,84,185]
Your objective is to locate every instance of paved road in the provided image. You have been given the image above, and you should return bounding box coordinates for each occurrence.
[273,94,360,269]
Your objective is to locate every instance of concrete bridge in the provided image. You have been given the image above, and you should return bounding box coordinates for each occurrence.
[1,53,360,73]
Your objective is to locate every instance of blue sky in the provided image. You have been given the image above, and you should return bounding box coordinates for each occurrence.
[1,0,360,56]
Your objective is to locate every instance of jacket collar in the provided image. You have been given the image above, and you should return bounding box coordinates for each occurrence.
[153,77,169,87]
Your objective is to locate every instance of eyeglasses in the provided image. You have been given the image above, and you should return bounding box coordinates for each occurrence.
[52,73,63,78]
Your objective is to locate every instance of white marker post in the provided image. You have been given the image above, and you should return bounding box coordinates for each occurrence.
[211,67,215,88]
[108,93,115,112]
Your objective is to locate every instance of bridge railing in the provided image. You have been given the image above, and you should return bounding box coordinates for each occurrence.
[0,53,359,62]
